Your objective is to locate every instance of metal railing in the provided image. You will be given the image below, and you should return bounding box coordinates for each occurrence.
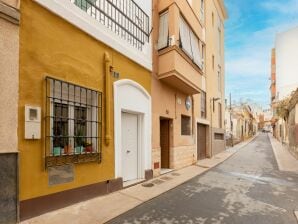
[71,0,150,51]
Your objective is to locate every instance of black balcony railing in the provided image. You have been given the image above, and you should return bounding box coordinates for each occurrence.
[71,0,150,51]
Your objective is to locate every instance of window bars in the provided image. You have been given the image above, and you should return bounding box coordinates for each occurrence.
[45,77,102,168]
[71,0,150,51]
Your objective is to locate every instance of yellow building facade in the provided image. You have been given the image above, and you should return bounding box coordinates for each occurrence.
[19,0,152,220]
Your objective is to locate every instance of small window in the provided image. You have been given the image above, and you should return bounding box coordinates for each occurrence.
[158,11,169,50]
[214,133,224,140]
[212,55,215,70]
[201,91,206,118]
[218,66,221,92]
[212,12,214,27]
[181,115,191,135]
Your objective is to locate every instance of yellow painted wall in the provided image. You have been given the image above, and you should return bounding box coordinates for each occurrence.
[19,0,151,201]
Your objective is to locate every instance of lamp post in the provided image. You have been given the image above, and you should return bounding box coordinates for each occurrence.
[210,97,220,158]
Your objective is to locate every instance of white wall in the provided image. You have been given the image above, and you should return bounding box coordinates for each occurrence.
[275,27,298,100]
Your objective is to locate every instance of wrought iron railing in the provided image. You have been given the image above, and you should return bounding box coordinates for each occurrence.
[71,0,150,51]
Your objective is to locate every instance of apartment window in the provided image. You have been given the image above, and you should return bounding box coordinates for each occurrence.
[212,55,215,70]
[181,115,191,136]
[218,102,222,128]
[212,12,214,27]
[201,91,206,118]
[218,66,221,92]
[214,133,224,140]
[158,11,169,50]
[200,0,205,22]
[218,28,221,56]
[45,77,102,167]
[179,16,203,69]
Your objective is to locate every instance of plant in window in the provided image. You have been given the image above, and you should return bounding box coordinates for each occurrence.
[75,128,85,154]
[85,142,93,153]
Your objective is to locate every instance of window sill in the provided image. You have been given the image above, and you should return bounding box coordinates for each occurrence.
[46,152,100,168]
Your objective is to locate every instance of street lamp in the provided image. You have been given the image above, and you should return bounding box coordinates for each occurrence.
[210,97,221,158]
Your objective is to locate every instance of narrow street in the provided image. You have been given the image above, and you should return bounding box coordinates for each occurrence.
[108,133,298,224]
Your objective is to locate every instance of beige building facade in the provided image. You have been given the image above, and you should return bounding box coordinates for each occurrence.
[0,0,19,223]
[152,0,227,176]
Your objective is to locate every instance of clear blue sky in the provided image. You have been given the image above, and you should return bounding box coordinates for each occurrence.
[225,0,298,108]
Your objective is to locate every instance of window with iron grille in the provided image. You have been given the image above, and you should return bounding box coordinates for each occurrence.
[201,91,206,118]
[181,115,191,136]
[71,0,150,51]
[45,77,102,168]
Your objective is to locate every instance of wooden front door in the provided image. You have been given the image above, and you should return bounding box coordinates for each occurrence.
[197,124,207,160]
[160,119,170,168]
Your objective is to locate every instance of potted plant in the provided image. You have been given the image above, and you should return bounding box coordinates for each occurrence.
[75,128,85,154]
[85,142,93,153]
[53,137,62,156]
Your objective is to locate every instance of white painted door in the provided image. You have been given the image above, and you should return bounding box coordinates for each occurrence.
[121,112,138,182]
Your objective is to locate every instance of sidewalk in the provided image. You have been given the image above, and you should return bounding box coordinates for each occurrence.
[269,134,298,172]
[22,136,256,224]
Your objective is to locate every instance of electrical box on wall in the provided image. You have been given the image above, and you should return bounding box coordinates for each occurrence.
[25,105,41,139]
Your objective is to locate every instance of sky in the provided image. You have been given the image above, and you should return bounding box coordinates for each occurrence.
[224,0,298,109]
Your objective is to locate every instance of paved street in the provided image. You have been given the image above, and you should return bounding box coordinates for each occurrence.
[108,133,298,224]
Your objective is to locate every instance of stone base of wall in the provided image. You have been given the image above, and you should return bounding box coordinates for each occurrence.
[20,177,123,221]
[171,145,196,169]
[0,152,18,224]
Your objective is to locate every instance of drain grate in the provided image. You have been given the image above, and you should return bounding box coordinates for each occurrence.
[160,176,173,181]
[142,183,154,187]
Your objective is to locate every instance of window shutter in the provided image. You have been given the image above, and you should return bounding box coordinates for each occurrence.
[179,16,193,59]
[190,31,202,68]
[158,12,169,50]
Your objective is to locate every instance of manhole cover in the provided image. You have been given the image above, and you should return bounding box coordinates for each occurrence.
[171,173,181,176]
[160,176,173,181]
[151,179,164,185]
[142,183,154,187]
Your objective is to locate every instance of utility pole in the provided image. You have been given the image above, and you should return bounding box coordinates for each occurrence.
[230,93,233,147]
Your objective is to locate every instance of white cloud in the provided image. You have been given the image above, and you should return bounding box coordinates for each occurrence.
[260,0,298,14]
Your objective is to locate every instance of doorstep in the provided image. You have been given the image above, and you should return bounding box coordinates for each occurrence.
[160,168,173,175]
[123,179,145,188]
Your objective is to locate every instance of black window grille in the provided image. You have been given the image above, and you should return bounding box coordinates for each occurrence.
[71,0,150,51]
[45,77,102,168]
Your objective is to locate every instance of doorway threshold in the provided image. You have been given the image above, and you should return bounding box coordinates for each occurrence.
[160,168,173,175]
[123,179,145,188]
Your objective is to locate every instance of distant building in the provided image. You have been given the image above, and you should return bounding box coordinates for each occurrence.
[272,26,298,158]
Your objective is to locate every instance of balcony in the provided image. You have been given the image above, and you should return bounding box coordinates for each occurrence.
[157,46,202,94]
[71,0,149,51]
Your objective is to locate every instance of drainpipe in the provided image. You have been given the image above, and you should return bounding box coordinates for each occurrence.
[104,52,111,146]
